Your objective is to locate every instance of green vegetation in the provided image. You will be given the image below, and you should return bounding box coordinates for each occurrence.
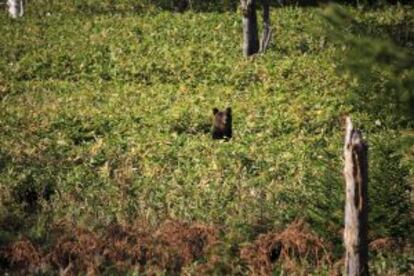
[0,1,412,274]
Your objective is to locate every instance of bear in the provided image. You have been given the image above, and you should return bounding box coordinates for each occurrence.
[212,107,232,140]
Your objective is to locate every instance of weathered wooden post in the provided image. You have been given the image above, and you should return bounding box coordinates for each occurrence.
[343,116,369,276]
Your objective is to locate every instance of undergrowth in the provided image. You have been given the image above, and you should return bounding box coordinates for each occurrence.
[0,1,413,274]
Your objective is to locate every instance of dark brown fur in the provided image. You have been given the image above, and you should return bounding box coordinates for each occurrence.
[212,107,232,140]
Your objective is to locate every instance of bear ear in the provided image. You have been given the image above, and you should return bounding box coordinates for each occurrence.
[225,107,232,115]
[212,108,219,115]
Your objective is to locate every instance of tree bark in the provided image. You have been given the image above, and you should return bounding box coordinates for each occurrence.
[241,0,260,57]
[343,116,369,276]
[259,0,271,52]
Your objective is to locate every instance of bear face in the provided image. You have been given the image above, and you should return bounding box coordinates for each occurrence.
[212,107,232,140]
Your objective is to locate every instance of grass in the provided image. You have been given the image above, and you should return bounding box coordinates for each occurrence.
[0,1,413,274]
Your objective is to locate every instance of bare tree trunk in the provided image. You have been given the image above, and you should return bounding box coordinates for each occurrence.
[259,0,271,52]
[241,0,259,57]
[343,116,369,276]
[7,0,24,18]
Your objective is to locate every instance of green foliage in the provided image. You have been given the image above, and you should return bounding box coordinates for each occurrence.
[323,5,414,242]
[323,4,414,121]
[0,1,412,274]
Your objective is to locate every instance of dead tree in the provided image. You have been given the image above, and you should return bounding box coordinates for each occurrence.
[260,0,271,52]
[240,0,271,57]
[343,116,369,276]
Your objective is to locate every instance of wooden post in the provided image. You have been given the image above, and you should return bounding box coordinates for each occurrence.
[343,116,369,276]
